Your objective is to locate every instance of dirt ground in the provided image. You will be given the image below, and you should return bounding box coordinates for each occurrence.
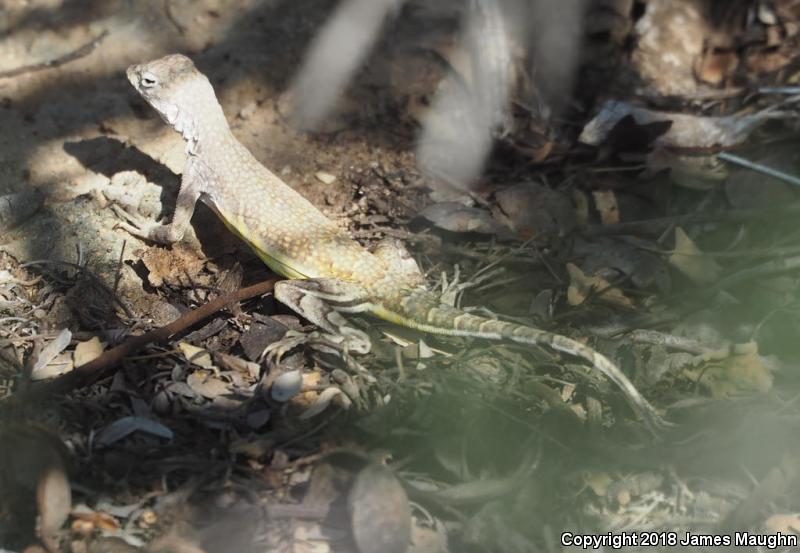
[3,0,800,552]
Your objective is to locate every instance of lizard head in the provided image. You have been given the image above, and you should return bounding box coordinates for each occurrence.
[127,54,227,145]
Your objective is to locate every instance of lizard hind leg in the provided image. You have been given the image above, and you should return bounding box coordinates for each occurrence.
[274,279,374,355]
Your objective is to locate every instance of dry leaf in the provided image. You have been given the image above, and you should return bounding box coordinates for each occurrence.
[300,387,348,420]
[96,416,174,446]
[566,263,633,308]
[71,510,121,533]
[178,342,215,369]
[186,371,231,400]
[669,227,721,285]
[580,100,779,149]
[141,243,206,288]
[416,202,508,236]
[30,329,72,380]
[686,342,773,397]
[592,190,619,225]
[73,337,104,368]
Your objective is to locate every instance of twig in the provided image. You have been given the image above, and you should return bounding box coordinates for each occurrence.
[21,278,277,397]
[0,30,109,80]
[717,152,800,188]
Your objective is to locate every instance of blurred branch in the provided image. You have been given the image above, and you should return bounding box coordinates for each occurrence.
[0,29,109,80]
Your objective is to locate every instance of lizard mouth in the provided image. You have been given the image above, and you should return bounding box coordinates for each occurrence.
[126,64,143,91]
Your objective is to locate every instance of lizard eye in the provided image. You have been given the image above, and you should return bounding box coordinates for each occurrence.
[140,73,159,88]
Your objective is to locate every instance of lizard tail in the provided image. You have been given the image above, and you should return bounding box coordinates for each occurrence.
[375,290,669,434]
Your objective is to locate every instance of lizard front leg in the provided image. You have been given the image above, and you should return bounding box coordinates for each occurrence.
[114,158,205,244]
[274,279,374,355]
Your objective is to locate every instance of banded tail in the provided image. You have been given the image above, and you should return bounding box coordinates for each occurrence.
[372,288,667,433]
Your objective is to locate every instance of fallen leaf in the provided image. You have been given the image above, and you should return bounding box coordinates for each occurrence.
[580,100,779,149]
[416,202,509,236]
[30,329,73,380]
[566,263,633,308]
[141,243,206,289]
[95,416,174,446]
[186,371,231,399]
[668,227,721,285]
[300,387,347,420]
[687,342,773,397]
[178,342,215,369]
[592,190,619,225]
[73,337,104,368]
[71,509,120,533]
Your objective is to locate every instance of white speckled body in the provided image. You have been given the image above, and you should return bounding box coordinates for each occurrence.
[125,54,667,433]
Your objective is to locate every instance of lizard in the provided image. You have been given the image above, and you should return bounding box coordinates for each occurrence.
[117,54,667,433]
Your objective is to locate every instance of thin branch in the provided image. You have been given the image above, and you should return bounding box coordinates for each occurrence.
[16,278,277,399]
[0,30,109,80]
[718,151,800,188]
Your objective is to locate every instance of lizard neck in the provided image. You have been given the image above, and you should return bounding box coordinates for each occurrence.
[172,102,231,157]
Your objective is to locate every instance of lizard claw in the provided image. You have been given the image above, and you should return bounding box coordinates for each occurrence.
[111,204,150,237]
[111,204,178,244]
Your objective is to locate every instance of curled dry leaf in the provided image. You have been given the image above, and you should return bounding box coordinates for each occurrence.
[299,387,349,420]
[213,351,260,382]
[566,263,633,308]
[580,100,778,150]
[349,463,411,553]
[30,328,72,380]
[416,202,509,236]
[668,227,721,285]
[178,342,215,369]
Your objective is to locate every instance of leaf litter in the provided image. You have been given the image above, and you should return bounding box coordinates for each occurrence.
[5,0,800,551]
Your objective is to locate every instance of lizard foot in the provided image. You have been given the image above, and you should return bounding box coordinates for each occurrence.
[275,279,373,355]
[111,204,180,244]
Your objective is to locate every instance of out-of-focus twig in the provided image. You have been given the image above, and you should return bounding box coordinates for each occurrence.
[16,278,277,399]
[717,151,800,188]
[0,30,109,79]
